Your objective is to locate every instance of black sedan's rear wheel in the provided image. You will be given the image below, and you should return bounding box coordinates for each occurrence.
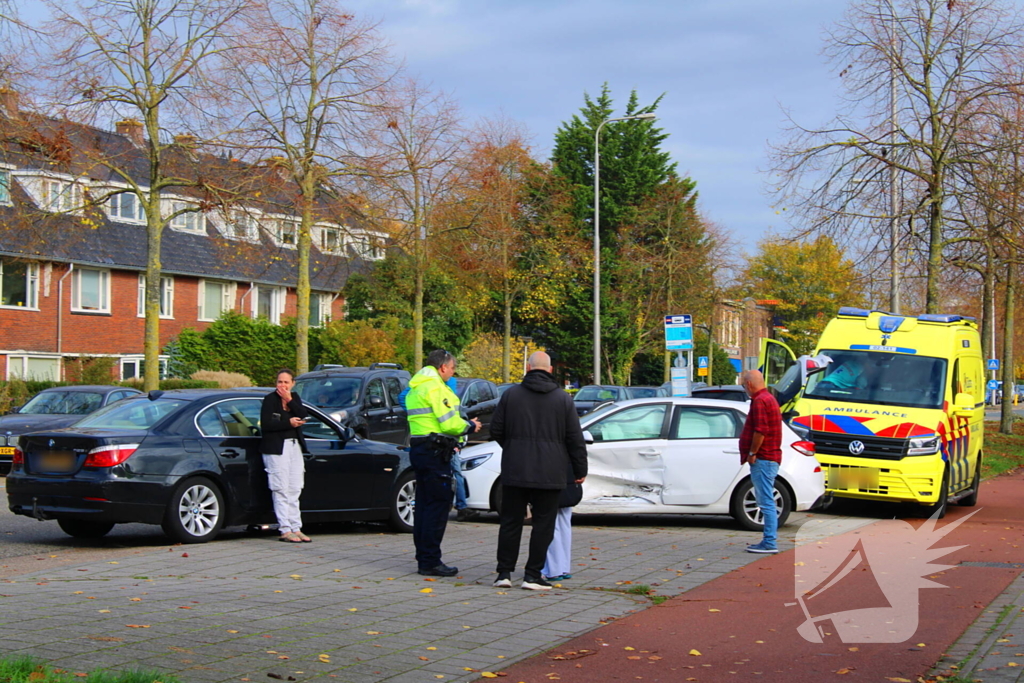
[57,518,115,539]
[162,476,224,543]
[389,470,416,533]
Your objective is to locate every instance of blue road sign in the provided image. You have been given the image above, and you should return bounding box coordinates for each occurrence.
[697,356,708,368]
[987,358,1001,371]
[665,314,693,351]
[987,379,1000,391]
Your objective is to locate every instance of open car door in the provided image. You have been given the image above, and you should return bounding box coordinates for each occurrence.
[758,338,802,412]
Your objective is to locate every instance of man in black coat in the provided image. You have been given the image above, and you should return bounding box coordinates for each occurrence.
[492,351,588,590]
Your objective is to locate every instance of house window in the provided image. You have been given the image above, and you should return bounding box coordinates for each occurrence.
[252,285,284,324]
[108,191,146,222]
[277,220,297,246]
[170,202,204,232]
[7,355,60,381]
[71,267,110,313]
[229,210,259,240]
[198,280,234,321]
[0,169,10,204]
[137,274,174,318]
[42,179,82,212]
[309,293,331,327]
[120,356,167,381]
[0,260,38,308]
[355,236,383,260]
[320,227,340,252]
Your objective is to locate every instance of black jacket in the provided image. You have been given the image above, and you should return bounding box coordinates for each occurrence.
[260,391,309,455]
[491,369,587,490]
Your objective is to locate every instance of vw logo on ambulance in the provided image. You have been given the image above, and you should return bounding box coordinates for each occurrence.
[848,440,865,455]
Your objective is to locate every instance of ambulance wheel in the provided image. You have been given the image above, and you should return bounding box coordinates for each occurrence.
[920,467,949,519]
[959,458,981,507]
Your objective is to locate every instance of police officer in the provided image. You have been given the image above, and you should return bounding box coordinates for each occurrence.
[406,349,481,576]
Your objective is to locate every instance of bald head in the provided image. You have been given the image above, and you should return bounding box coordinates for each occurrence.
[527,351,551,372]
[740,369,766,396]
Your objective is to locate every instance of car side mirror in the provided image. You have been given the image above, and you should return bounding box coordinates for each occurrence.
[341,426,356,442]
[464,398,476,408]
[368,396,385,408]
[953,392,976,418]
[582,430,594,445]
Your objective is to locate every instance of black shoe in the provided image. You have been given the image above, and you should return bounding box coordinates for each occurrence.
[493,572,512,588]
[456,508,478,521]
[418,564,459,577]
[522,575,553,591]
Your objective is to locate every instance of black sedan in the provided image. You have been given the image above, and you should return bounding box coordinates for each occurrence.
[453,378,500,442]
[0,385,141,474]
[6,389,417,543]
[572,385,629,416]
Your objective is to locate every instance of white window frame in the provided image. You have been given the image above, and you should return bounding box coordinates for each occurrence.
[41,178,84,213]
[0,167,11,205]
[276,218,298,248]
[71,267,111,314]
[319,226,341,253]
[168,200,205,233]
[251,284,285,324]
[137,274,174,319]
[106,189,147,223]
[198,279,236,322]
[352,234,384,260]
[0,260,39,309]
[120,356,168,381]
[224,209,260,242]
[6,355,61,381]
[309,292,331,327]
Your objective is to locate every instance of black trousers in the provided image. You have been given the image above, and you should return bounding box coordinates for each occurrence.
[496,485,560,579]
[410,441,454,570]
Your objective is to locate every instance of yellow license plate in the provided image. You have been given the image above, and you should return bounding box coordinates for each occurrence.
[831,467,880,489]
[39,451,75,472]
[0,447,14,456]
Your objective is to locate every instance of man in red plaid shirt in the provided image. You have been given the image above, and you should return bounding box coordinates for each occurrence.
[738,370,783,554]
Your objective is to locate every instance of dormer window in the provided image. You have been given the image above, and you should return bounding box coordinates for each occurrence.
[107,190,146,222]
[169,201,204,232]
[0,169,10,205]
[277,219,297,246]
[320,227,340,253]
[229,210,259,240]
[42,179,82,213]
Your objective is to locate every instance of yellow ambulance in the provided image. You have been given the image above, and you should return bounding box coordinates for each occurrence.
[761,307,984,517]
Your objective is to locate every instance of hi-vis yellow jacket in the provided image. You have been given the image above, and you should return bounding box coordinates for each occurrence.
[406,365,470,437]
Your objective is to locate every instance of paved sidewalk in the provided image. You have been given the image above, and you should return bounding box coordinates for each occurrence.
[0,511,870,683]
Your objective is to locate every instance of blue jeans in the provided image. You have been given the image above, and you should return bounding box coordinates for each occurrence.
[452,461,467,510]
[750,458,780,548]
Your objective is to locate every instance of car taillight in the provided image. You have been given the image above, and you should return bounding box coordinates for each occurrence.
[83,444,139,468]
[792,440,816,457]
[814,466,821,473]
[12,448,23,465]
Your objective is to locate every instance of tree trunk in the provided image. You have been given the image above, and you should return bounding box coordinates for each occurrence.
[295,203,312,375]
[143,218,162,392]
[413,223,424,371]
[925,194,943,314]
[1000,261,1015,434]
[981,239,995,362]
[502,292,512,383]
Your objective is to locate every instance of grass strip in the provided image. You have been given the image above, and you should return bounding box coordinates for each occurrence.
[0,656,178,683]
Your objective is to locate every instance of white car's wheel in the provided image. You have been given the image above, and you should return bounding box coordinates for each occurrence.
[730,478,792,531]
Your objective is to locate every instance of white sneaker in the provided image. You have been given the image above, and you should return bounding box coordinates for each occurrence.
[493,572,512,588]
[521,576,553,591]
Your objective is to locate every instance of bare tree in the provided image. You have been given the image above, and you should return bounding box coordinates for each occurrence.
[215,0,395,374]
[41,0,247,390]
[356,79,464,370]
[771,0,1024,313]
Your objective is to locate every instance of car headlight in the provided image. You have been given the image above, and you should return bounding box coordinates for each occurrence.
[330,410,348,423]
[907,435,940,455]
[460,453,492,471]
[788,421,810,439]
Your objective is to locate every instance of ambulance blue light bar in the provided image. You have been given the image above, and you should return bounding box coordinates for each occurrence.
[838,307,870,317]
[918,313,964,323]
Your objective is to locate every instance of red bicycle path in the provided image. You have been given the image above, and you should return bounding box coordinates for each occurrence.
[486,471,1024,683]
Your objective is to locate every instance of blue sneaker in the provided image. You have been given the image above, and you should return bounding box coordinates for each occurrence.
[545,573,572,581]
[746,542,779,554]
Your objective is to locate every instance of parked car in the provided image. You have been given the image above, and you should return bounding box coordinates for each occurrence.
[293,363,411,445]
[6,389,417,542]
[453,377,500,441]
[624,386,670,399]
[691,385,749,402]
[496,382,517,397]
[459,396,826,530]
[0,385,142,474]
[572,385,629,416]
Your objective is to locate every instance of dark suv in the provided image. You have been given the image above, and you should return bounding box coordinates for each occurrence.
[293,364,411,445]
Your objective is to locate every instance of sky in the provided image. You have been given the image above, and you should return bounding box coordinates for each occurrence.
[341,0,851,254]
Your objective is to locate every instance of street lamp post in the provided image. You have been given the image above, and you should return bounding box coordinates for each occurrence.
[521,336,532,377]
[593,112,657,385]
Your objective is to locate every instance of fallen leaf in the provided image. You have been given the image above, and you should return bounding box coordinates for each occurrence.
[836,668,854,674]
[227,630,239,634]
[178,606,193,609]
[98,610,111,614]
[72,591,84,595]
[273,590,283,594]
[318,655,330,663]
[289,575,302,579]
[849,647,859,652]
[125,625,150,628]
[277,655,289,660]
[709,609,721,612]
[887,678,912,682]
[755,640,764,644]
[181,553,188,557]
[481,673,498,678]
[625,647,635,651]
[366,631,382,635]
[129,598,142,602]
[419,656,430,661]
[420,588,433,593]
[435,676,445,679]
[427,646,437,650]
[689,649,701,656]
[649,656,662,660]
[347,608,358,612]
[1010,663,1020,667]
[333,569,341,572]
[916,643,926,648]
[108,562,119,565]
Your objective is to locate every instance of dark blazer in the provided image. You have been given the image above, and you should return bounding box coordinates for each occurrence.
[491,369,588,490]
[260,391,309,455]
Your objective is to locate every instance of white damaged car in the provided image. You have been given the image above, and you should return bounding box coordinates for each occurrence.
[458,397,828,530]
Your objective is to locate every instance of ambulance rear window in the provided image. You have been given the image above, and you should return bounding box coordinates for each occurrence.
[805,350,946,409]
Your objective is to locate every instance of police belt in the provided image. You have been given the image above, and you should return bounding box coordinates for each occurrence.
[410,433,459,450]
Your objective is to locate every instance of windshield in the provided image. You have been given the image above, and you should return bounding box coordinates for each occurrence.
[76,397,188,429]
[575,386,619,402]
[22,391,104,415]
[581,401,620,426]
[804,349,947,409]
[625,387,659,399]
[292,377,361,408]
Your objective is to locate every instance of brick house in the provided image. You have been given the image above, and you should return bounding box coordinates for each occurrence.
[0,94,384,381]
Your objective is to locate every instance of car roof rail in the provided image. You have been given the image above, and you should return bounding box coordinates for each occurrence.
[368,362,403,370]
[313,364,346,371]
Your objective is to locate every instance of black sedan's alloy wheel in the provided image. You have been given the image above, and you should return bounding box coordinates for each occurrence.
[389,471,416,533]
[162,476,225,543]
